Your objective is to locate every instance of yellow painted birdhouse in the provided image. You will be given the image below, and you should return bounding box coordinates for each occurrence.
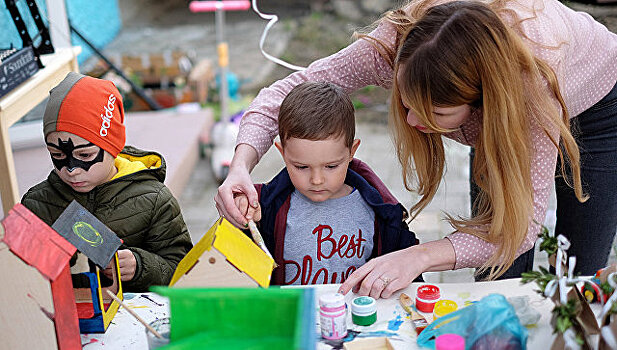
[170,218,274,288]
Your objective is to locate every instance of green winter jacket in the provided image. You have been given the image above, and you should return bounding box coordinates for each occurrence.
[22,145,193,292]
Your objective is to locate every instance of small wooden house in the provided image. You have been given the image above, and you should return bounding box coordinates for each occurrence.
[52,200,123,333]
[169,218,274,288]
[0,204,81,350]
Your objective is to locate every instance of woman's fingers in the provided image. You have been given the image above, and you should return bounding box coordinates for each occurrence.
[381,278,405,299]
[215,184,244,227]
[339,260,375,295]
[339,247,422,299]
[215,168,258,228]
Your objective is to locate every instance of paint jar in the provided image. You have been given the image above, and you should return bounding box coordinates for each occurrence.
[351,296,377,326]
[435,333,465,350]
[433,299,458,319]
[319,293,347,340]
[415,284,441,313]
[146,317,171,349]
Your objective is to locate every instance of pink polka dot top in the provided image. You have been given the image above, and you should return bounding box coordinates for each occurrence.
[236,0,617,269]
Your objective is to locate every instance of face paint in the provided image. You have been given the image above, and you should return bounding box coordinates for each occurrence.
[46,138,105,172]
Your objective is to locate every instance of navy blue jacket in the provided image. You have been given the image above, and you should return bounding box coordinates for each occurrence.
[254,158,420,285]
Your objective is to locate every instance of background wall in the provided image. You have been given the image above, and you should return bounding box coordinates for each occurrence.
[0,0,122,64]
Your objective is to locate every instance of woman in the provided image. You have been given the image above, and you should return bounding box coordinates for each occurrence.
[216,0,617,298]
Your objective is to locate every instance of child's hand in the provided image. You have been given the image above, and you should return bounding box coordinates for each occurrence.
[233,193,262,224]
[103,249,137,281]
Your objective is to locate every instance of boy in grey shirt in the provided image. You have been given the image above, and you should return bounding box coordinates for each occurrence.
[234,82,419,286]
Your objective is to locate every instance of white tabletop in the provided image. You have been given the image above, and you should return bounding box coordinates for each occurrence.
[81,278,562,349]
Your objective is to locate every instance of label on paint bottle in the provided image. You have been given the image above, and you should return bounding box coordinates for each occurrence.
[319,293,347,340]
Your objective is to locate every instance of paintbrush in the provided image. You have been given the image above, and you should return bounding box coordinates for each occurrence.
[399,292,429,334]
[106,290,164,339]
[247,220,278,268]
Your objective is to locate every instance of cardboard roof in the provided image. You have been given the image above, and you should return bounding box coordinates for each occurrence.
[212,219,274,287]
[1,204,76,281]
[170,218,273,287]
[52,200,122,269]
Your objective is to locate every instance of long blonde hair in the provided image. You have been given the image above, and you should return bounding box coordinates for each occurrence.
[368,0,586,279]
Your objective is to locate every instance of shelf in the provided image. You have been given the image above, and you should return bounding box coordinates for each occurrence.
[0,47,81,216]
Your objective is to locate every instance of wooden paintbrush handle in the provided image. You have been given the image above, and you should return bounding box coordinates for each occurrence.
[105,290,164,339]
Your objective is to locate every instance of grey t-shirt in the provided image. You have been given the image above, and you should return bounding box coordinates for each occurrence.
[284,189,375,285]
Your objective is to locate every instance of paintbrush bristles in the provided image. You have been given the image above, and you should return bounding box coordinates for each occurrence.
[105,290,164,339]
[247,220,278,268]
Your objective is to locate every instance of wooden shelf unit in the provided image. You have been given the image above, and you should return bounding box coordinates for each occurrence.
[0,47,81,216]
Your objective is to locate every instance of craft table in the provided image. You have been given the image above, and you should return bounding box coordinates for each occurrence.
[81,278,559,349]
[0,47,81,216]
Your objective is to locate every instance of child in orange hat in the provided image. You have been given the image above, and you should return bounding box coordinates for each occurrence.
[22,72,193,292]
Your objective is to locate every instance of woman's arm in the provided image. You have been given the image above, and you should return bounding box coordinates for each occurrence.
[236,21,398,159]
[339,238,456,299]
[218,22,399,226]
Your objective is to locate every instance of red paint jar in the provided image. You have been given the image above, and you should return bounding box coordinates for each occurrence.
[415,284,441,313]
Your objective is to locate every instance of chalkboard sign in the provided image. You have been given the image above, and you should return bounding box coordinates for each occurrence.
[52,200,122,269]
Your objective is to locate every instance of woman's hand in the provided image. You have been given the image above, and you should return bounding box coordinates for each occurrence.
[339,246,426,299]
[338,239,456,299]
[215,144,260,228]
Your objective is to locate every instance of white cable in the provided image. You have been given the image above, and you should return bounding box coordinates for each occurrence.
[251,0,306,71]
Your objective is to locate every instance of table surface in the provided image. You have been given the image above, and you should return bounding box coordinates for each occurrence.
[81,278,562,349]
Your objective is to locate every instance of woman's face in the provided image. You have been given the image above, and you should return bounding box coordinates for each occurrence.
[397,66,472,133]
[402,103,471,133]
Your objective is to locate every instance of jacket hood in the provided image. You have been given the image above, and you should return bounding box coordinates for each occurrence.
[114,145,165,182]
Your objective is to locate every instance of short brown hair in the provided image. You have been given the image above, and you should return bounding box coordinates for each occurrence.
[278,81,355,148]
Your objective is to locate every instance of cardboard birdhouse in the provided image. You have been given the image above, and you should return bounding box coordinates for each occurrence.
[52,200,123,333]
[0,204,81,350]
[169,218,275,288]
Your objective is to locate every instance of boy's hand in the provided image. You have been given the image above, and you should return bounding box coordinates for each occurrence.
[103,249,137,281]
[234,193,262,224]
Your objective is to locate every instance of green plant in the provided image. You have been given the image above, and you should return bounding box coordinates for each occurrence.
[553,299,584,345]
[521,266,556,294]
[537,223,558,256]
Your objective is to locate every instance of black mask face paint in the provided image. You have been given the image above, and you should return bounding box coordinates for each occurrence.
[46,138,105,172]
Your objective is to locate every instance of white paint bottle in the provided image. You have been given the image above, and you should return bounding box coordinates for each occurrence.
[319,293,347,340]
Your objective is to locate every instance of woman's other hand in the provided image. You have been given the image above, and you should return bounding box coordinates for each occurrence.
[338,239,456,299]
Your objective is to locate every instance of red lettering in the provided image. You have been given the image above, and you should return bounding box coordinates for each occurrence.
[312,268,328,284]
[301,255,312,285]
[314,226,367,260]
[285,255,360,285]
[314,225,335,261]
[337,235,349,258]
[283,259,301,284]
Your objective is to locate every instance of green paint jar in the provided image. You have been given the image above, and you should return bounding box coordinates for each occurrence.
[351,296,377,326]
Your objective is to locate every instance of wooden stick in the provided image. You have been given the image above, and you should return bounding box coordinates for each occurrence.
[105,290,164,339]
[247,220,278,267]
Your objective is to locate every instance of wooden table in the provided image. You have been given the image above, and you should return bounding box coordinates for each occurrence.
[80,278,566,349]
[0,47,81,216]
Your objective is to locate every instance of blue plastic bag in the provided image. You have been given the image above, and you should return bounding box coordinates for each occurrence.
[417,294,527,349]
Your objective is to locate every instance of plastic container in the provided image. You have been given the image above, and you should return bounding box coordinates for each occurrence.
[415,284,441,313]
[146,317,171,349]
[436,333,465,350]
[351,296,377,326]
[319,293,348,339]
[150,287,316,350]
[433,299,458,319]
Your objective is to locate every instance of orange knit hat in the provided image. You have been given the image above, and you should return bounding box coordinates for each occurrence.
[44,72,125,157]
